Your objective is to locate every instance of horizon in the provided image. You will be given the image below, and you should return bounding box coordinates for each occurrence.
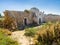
[0,0,60,15]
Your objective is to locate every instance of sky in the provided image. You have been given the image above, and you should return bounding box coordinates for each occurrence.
[0,0,60,15]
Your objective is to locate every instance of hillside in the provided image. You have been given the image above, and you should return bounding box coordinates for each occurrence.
[43,14,60,22]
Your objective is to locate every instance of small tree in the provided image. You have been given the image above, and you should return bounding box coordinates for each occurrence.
[24,10,30,14]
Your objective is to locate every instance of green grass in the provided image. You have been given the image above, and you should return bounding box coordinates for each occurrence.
[24,27,38,37]
[0,29,18,45]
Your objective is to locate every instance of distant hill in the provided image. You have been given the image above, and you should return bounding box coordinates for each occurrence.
[43,14,60,22]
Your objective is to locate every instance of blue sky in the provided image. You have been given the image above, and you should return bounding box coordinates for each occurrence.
[0,0,60,15]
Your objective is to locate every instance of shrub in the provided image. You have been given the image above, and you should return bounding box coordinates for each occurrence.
[0,28,12,35]
[24,10,30,14]
[3,12,17,31]
[0,30,18,45]
[36,22,60,45]
[25,28,37,37]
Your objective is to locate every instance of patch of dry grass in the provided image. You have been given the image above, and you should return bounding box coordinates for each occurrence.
[35,22,60,45]
[0,28,12,35]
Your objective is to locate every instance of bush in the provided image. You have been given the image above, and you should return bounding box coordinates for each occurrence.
[25,28,37,37]
[0,28,12,35]
[0,30,18,45]
[36,22,60,45]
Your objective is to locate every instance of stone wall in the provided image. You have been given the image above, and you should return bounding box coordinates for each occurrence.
[3,10,34,29]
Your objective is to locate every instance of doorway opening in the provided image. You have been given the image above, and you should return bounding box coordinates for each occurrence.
[24,18,27,25]
[39,18,41,24]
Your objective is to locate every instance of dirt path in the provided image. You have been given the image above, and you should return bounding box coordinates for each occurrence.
[11,30,31,45]
[10,26,42,45]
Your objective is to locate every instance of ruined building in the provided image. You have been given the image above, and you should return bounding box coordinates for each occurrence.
[3,7,44,30]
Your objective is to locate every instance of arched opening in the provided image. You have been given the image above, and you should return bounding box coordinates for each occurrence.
[39,18,41,24]
[24,18,27,25]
